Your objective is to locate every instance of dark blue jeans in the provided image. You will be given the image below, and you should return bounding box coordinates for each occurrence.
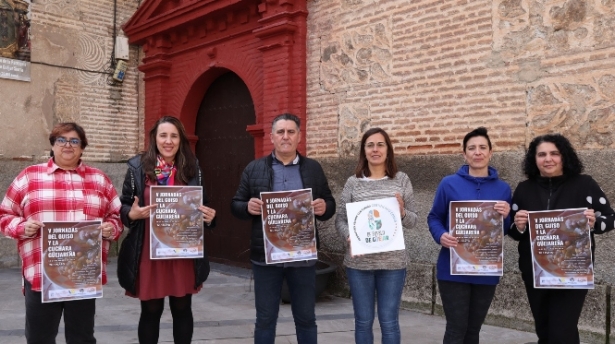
[24,279,96,344]
[346,267,406,344]
[252,263,317,344]
[438,280,497,344]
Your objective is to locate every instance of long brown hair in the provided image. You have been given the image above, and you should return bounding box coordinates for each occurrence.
[354,127,398,178]
[141,116,198,184]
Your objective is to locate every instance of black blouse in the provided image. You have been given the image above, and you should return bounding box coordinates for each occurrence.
[508,174,615,281]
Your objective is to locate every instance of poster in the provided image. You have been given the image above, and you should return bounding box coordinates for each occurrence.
[260,189,317,264]
[528,208,593,289]
[41,221,103,303]
[150,186,204,259]
[0,0,31,81]
[449,201,503,276]
[346,197,405,256]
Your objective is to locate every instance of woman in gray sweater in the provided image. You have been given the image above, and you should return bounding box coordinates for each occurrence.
[336,127,418,344]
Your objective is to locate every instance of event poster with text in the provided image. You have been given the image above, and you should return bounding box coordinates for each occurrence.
[347,197,405,256]
[449,201,503,276]
[41,221,102,303]
[260,189,316,264]
[528,208,593,289]
[150,186,204,259]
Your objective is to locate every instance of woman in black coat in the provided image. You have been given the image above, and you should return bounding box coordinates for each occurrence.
[117,116,216,344]
[509,134,615,344]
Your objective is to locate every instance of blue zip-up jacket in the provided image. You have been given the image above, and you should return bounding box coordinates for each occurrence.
[427,165,512,285]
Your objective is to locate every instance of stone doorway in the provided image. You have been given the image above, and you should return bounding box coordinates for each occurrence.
[123,0,309,157]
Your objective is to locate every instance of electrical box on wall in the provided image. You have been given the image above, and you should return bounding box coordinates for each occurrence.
[115,36,129,60]
[112,60,128,82]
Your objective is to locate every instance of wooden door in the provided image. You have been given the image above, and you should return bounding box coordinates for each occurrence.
[195,72,255,268]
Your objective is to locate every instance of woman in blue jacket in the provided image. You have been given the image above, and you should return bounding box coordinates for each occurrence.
[427,127,512,344]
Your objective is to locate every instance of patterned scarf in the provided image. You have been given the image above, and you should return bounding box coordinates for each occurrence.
[154,155,176,185]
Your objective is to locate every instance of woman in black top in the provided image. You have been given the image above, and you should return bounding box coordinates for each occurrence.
[117,116,216,344]
[509,134,615,343]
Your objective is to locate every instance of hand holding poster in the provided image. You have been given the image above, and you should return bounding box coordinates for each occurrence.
[41,221,103,303]
[528,208,593,289]
[346,197,405,255]
[150,186,204,259]
[449,201,504,276]
[260,189,317,264]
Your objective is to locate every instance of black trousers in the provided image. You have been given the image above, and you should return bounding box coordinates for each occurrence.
[524,281,587,344]
[24,279,96,344]
[438,280,497,344]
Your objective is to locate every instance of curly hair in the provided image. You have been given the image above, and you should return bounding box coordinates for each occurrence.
[141,116,198,184]
[523,134,583,179]
[354,127,398,178]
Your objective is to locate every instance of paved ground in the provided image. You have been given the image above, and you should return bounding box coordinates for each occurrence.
[0,258,541,343]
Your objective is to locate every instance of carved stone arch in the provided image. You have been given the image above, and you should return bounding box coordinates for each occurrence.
[123,0,308,158]
[124,0,308,266]
[177,64,265,152]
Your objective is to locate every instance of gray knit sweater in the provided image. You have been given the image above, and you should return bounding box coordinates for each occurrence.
[335,172,418,270]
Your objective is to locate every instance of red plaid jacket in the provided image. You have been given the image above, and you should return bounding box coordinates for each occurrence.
[0,158,122,292]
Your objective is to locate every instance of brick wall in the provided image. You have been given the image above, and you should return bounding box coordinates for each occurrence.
[0,0,143,162]
[306,1,615,341]
[306,0,615,157]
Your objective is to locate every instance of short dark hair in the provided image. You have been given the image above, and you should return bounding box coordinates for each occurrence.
[354,127,398,178]
[49,122,88,149]
[523,133,583,179]
[141,116,198,184]
[463,127,491,152]
[271,113,300,132]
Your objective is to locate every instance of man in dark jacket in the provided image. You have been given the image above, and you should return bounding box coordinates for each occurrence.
[231,113,335,344]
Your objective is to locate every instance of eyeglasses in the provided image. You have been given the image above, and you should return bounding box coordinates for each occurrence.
[55,137,81,147]
[365,142,386,149]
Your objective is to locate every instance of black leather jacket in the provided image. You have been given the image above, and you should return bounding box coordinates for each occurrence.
[117,155,213,295]
[230,153,336,262]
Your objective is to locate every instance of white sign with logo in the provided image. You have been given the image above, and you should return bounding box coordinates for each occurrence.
[346,197,405,255]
